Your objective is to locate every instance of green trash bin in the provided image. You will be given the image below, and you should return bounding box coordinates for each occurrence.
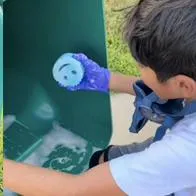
[4,0,112,174]
[0,4,2,110]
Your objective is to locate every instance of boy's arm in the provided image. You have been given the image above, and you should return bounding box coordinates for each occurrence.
[110,73,138,95]
[4,159,125,196]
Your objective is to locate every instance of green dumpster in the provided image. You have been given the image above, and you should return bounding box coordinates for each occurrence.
[4,0,112,175]
[0,4,2,110]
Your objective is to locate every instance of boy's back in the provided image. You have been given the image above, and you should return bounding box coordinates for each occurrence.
[108,112,196,196]
[108,1,196,195]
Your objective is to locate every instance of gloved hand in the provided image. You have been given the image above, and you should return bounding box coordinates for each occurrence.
[68,53,111,93]
[53,53,111,93]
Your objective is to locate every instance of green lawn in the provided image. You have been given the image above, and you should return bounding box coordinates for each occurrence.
[105,0,139,76]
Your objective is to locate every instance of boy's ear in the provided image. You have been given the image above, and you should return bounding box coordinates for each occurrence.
[175,75,196,99]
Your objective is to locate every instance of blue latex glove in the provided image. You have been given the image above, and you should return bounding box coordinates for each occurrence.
[53,53,111,93]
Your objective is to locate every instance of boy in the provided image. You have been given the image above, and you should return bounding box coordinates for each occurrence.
[4,0,196,195]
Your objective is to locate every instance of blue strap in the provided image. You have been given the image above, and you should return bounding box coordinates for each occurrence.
[153,116,180,142]
[174,101,196,116]
[153,101,196,142]
[154,126,167,142]
[130,81,196,142]
[130,81,164,133]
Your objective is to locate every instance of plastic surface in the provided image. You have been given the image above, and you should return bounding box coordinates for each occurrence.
[4,0,112,174]
[0,6,2,109]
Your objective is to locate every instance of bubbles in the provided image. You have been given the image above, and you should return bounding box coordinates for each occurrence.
[4,122,102,195]
[35,103,54,120]
[24,122,101,174]
[4,115,29,131]
[4,115,16,131]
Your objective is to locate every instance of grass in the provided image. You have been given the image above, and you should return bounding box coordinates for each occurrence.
[105,0,140,76]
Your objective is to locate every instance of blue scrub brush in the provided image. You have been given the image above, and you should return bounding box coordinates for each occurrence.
[53,53,110,92]
[52,53,84,88]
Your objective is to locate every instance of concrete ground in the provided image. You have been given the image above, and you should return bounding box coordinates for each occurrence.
[110,94,158,145]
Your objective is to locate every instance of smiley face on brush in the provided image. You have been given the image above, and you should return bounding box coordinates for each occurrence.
[52,53,84,88]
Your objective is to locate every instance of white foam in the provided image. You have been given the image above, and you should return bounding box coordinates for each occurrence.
[35,103,54,120]
[24,122,100,172]
[4,122,102,196]
[4,115,16,131]
[4,115,29,131]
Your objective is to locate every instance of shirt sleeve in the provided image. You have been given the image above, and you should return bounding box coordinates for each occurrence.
[109,118,196,196]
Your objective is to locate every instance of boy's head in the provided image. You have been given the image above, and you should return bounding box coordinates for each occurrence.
[124,0,196,100]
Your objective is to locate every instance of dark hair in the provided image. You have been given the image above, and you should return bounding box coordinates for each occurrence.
[124,0,196,82]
